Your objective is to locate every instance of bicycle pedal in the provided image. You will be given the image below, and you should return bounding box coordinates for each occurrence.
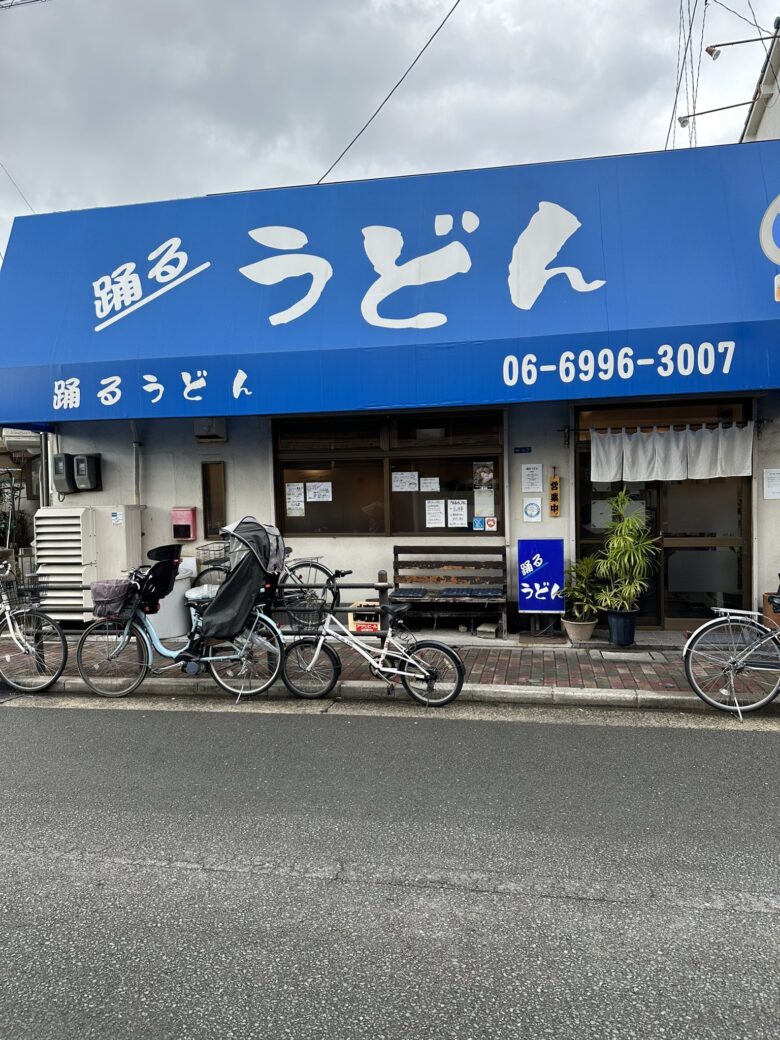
[384,683,396,696]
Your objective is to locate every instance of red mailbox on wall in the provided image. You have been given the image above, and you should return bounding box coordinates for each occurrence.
[171,507,197,541]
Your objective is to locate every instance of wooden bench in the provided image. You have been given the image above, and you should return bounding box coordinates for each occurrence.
[390,545,508,637]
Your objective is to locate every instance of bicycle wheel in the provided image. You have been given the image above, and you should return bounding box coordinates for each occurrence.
[400,640,464,707]
[208,613,283,697]
[192,565,229,590]
[0,610,68,692]
[282,638,340,698]
[76,620,149,697]
[279,561,339,628]
[684,617,780,714]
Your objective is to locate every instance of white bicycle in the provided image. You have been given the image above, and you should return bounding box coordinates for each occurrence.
[683,598,780,718]
[281,602,465,707]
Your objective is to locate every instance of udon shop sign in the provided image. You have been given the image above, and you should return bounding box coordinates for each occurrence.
[1,141,780,422]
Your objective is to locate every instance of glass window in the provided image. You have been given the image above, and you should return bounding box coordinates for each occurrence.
[664,547,744,617]
[390,457,501,534]
[664,479,744,538]
[275,410,504,536]
[202,462,226,538]
[280,460,385,535]
[391,411,502,448]
[276,418,382,452]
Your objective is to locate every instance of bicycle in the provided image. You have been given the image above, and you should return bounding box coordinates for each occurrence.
[683,598,780,718]
[76,544,284,700]
[0,562,68,692]
[282,602,465,707]
[193,541,352,627]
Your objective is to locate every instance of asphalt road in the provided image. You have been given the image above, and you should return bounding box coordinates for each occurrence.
[0,705,778,1040]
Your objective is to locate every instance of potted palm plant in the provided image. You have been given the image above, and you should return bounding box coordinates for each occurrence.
[560,555,600,642]
[595,489,659,646]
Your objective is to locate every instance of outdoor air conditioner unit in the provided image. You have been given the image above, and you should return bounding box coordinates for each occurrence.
[33,506,97,622]
[0,428,41,455]
[194,417,227,443]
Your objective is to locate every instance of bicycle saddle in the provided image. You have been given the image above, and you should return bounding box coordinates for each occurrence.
[767,595,780,613]
[380,603,411,618]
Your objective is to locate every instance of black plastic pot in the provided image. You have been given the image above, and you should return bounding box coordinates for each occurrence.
[606,609,639,646]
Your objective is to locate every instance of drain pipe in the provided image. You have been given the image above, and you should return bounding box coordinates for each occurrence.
[130,420,141,507]
[38,432,50,507]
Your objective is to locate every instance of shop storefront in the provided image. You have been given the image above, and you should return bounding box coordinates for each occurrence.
[1,142,780,628]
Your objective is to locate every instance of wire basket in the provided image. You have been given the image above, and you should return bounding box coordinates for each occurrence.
[196,541,230,565]
[0,571,49,610]
[278,593,327,634]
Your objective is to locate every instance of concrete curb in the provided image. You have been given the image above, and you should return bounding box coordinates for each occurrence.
[0,675,716,712]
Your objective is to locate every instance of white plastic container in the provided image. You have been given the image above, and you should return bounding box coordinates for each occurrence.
[154,574,193,639]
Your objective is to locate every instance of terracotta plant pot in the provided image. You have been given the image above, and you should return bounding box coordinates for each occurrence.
[562,618,598,643]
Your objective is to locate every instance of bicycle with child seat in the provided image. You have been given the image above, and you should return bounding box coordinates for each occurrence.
[194,541,351,626]
[281,601,465,707]
[683,590,780,718]
[76,547,284,700]
[0,561,68,692]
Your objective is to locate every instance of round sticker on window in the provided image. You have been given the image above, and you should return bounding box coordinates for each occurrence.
[523,499,542,522]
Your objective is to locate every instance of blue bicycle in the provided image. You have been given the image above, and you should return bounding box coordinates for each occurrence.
[76,531,284,700]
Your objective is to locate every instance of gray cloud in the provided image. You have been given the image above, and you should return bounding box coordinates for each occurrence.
[0,0,776,257]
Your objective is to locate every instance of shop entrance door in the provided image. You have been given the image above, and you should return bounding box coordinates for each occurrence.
[660,477,750,629]
[575,400,753,630]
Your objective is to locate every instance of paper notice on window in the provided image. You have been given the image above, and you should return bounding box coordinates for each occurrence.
[764,469,780,499]
[285,482,305,517]
[420,476,440,492]
[473,462,494,488]
[306,481,332,502]
[522,463,543,492]
[392,471,419,492]
[447,499,468,527]
[474,487,495,517]
[425,499,446,528]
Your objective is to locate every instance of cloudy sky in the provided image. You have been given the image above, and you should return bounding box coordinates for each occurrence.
[0,0,777,260]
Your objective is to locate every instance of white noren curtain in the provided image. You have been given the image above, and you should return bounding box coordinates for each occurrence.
[590,429,623,483]
[589,423,753,482]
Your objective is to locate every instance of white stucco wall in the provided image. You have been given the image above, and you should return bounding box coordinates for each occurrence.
[55,416,274,577]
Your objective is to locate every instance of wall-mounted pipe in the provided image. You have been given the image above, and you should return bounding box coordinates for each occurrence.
[130,420,141,507]
[38,432,50,507]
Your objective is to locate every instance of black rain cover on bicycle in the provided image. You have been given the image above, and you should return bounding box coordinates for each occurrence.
[200,517,285,641]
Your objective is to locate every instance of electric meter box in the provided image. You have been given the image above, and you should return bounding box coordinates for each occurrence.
[52,453,77,494]
[171,506,197,541]
[74,454,102,491]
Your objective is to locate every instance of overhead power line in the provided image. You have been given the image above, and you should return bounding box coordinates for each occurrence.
[0,160,35,213]
[317,0,464,184]
[665,0,701,149]
[0,0,52,10]
[710,0,769,33]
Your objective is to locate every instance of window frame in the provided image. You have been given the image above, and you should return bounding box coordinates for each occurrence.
[201,460,227,539]
[274,409,504,537]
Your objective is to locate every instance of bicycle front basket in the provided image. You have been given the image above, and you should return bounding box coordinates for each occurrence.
[18,572,50,608]
[0,573,21,610]
[196,541,229,565]
[90,579,138,621]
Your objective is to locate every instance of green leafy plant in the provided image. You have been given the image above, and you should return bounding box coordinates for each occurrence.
[595,489,659,613]
[561,555,601,622]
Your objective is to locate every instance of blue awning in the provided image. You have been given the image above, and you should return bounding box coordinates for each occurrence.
[1,141,779,423]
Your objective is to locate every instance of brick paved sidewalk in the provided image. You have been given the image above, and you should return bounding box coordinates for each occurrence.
[326,642,690,692]
[52,633,689,693]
